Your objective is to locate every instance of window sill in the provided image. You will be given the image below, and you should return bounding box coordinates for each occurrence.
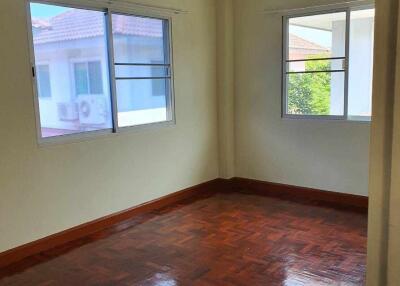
[37,120,176,147]
[281,114,371,123]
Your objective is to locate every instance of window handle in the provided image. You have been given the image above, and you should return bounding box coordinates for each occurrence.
[342,59,348,70]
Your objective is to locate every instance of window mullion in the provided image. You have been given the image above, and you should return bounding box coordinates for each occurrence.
[344,8,351,119]
[105,10,119,133]
[282,15,289,117]
[163,20,172,120]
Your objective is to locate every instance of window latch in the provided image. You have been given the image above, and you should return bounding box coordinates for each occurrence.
[342,59,348,70]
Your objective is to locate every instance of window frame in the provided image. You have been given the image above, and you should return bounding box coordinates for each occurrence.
[281,5,374,122]
[26,0,176,145]
[107,10,174,131]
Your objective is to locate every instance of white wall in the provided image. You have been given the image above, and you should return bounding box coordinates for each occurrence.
[233,0,371,196]
[0,0,219,252]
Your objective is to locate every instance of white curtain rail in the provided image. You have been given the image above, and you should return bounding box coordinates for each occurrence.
[34,0,190,15]
[262,0,374,15]
[104,0,190,14]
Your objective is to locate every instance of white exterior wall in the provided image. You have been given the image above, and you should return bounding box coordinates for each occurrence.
[35,37,111,130]
[41,53,75,129]
[330,17,374,116]
[348,17,374,116]
[330,20,346,115]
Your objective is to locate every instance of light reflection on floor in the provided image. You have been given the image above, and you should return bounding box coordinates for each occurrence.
[144,273,177,286]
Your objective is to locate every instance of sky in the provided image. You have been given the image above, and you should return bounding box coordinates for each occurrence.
[290,25,332,48]
[30,3,69,18]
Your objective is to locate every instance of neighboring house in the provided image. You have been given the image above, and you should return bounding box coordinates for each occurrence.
[32,9,168,137]
[288,34,330,72]
[289,34,330,60]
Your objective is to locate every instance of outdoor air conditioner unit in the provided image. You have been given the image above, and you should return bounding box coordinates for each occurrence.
[57,102,79,121]
[78,94,107,125]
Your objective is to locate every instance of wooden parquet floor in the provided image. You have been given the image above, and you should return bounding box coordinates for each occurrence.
[0,192,367,286]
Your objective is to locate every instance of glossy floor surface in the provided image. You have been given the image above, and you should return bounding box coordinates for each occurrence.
[0,192,367,286]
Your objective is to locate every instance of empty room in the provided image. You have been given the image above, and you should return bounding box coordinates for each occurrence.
[0,0,399,285]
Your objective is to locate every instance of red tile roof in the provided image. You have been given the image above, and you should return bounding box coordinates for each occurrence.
[31,18,51,29]
[289,34,329,52]
[33,8,328,54]
[33,8,163,44]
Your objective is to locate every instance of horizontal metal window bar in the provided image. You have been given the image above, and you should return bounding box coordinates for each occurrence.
[115,76,171,80]
[286,57,346,63]
[114,63,170,67]
[286,69,345,74]
[282,114,346,120]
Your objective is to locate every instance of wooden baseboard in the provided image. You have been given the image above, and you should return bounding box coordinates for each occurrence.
[0,179,223,268]
[0,177,368,268]
[230,177,368,210]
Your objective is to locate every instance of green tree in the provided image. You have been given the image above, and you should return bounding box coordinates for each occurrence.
[287,55,331,115]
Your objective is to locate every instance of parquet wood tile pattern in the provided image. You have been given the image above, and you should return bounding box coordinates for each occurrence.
[0,192,367,286]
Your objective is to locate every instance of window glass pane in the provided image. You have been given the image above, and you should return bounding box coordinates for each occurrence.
[348,8,375,117]
[286,72,345,116]
[74,63,89,95]
[288,12,346,60]
[111,13,171,127]
[30,3,112,138]
[114,65,169,78]
[36,65,51,98]
[287,58,345,72]
[116,79,169,127]
[112,15,168,64]
[88,61,104,94]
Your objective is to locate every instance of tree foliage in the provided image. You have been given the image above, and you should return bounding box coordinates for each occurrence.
[287,55,331,115]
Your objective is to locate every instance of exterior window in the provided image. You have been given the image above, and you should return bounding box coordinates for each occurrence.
[112,14,172,127]
[30,3,112,139]
[282,7,375,120]
[28,2,174,142]
[74,61,104,95]
[36,65,51,98]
